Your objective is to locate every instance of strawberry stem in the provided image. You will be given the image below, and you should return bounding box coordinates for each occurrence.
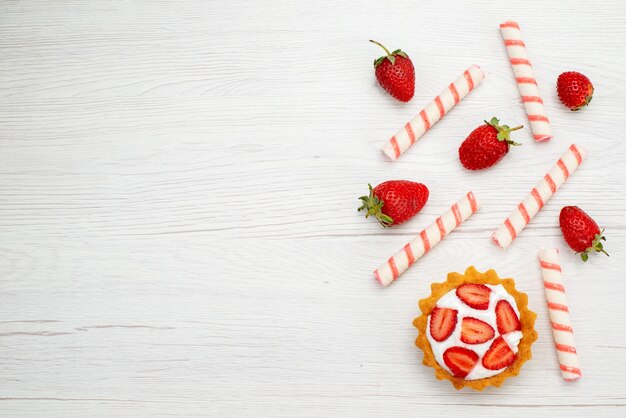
[485,117,523,146]
[369,40,392,56]
[370,40,406,67]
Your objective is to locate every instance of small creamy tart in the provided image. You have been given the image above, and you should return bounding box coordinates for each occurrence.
[414,267,537,390]
[426,284,522,380]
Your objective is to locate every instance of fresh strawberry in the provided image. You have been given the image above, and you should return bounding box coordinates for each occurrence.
[443,346,479,378]
[559,206,608,262]
[370,40,415,102]
[495,300,521,335]
[458,117,522,170]
[460,317,495,344]
[482,336,516,370]
[358,181,429,227]
[456,284,491,310]
[557,71,594,110]
[429,307,458,342]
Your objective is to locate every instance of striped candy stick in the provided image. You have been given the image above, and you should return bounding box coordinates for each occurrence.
[374,192,480,287]
[538,249,582,381]
[500,21,552,141]
[500,21,551,141]
[492,144,586,249]
[381,65,485,161]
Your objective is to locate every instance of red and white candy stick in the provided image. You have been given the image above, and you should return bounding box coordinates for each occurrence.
[538,248,582,381]
[374,192,480,287]
[492,144,586,249]
[381,65,485,161]
[500,21,552,141]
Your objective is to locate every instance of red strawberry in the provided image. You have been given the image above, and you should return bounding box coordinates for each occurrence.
[557,71,594,110]
[443,346,479,378]
[559,206,608,262]
[358,181,429,227]
[460,317,495,344]
[495,300,521,335]
[458,117,522,170]
[456,284,491,310]
[482,336,516,370]
[370,40,415,102]
[429,307,458,342]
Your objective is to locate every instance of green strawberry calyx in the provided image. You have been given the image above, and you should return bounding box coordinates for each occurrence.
[358,183,394,227]
[573,85,594,111]
[579,229,608,262]
[485,117,523,146]
[370,40,407,68]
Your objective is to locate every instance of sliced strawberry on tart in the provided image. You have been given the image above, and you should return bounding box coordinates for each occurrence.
[460,317,495,344]
[429,307,458,342]
[456,283,491,310]
[483,336,517,370]
[496,300,522,334]
[443,347,479,378]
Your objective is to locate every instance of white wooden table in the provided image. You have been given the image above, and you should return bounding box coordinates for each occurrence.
[2,1,625,417]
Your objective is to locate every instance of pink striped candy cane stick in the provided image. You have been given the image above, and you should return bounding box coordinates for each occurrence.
[492,144,586,249]
[500,21,552,141]
[381,65,485,161]
[538,249,582,381]
[374,192,480,287]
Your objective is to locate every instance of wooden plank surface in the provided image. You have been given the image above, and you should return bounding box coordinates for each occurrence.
[1,1,625,416]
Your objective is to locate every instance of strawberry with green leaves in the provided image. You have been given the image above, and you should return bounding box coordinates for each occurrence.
[370,40,415,102]
[459,117,523,170]
[358,180,428,227]
[559,206,608,262]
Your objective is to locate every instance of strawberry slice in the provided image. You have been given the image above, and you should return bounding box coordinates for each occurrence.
[429,307,457,342]
[443,346,479,378]
[496,300,521,334]
[482,336,517,370]
[456,284,491,310]
[460,317,495,344]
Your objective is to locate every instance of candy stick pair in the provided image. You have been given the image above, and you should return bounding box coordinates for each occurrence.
[374,192,480,287]
[381,65,485,161]
[538,249,582,381]
[500,21,552,141]
[492,144,586,249]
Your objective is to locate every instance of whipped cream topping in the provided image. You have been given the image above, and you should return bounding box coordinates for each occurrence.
[426,284,522,380]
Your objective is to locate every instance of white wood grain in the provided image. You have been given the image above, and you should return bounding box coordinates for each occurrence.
[1,1,626,417]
